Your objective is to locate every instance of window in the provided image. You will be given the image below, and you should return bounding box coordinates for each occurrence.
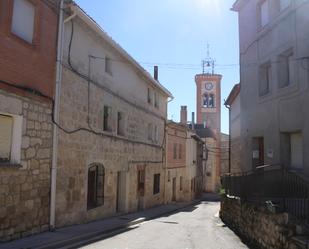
[260,0,269,27]
[87,164,105,209]
[203,93,215,108]
[0,113,22,165]
[173,143,177,159]
[11,0,35,43]
[105,57,112,75]
[147,88,152,104]
[137,169,145,195]
[278,50,294,88]
[203,94,209,107]
[180,176,183,191]
[153,174,160,195]
[259,62,271,96]
[103,106,112,132]
[148,123,153,141]
[117,111,125,136]
[0,115,13,163]
[279,0,290,11]
[178,144,182,159]
[154,125,159,143]
[154,92,159,108]
[209,94,215,108]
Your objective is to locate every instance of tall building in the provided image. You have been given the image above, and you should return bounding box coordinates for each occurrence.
[193,51,227,192]
[0,0,59,241]
[232,0,309,173]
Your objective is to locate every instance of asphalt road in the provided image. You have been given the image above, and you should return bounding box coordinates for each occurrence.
[80,199,249,249]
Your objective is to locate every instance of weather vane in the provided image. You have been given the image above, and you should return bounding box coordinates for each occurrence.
[202,43,215,75]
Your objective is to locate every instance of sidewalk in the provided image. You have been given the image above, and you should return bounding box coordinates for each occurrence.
[0,199,204,249]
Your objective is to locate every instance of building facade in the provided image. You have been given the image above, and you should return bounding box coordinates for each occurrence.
[225,84,241,173]
[0,0,58,241]
[165,121,190,203]
[54,3,172,228]
[232,0,309,173]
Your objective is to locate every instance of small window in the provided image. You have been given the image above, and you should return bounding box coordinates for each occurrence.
[154,92,159,108]
[278,50,294,88]
[153,174,160,195]
[259,62,271,96]
[178,144,182,159]
[173,143,177,159]
[148,123,153,141]
[154,125,159,143]
[279,0,290,11]
[209,94,215,108]
[260,0,269,28]
[180,176,183,191]
[103,105,112,132]
[147,88,152,104]
[11,0,35,43]
[87,164,105,209]
[105,57,112,75]
[0,115,13,163]
[117,111,125,136]
[203,94,209,107]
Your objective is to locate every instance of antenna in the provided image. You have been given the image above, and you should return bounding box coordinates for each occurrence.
[202,43,215,75]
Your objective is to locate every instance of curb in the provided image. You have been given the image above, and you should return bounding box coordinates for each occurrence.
[35,200,202,249]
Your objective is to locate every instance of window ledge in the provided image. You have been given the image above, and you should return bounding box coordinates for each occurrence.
[0,163,22,169]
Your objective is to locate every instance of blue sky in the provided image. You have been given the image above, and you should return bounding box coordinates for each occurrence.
[75,0,239,134]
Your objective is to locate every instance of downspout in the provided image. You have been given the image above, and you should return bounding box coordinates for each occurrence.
[225,104,231,174]
[50,1,76,230]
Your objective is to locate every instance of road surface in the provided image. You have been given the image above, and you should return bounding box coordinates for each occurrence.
[81,199,249,249]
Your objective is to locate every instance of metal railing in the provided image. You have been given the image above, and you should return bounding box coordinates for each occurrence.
[222,165,309,221]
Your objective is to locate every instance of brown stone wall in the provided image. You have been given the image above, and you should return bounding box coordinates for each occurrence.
[0,90,53,241]
[220,195,296,249]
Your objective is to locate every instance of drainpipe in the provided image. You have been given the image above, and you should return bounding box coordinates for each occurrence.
[50,1,76,231]
[225,104,231,174]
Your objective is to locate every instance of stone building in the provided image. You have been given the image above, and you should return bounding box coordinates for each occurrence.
[0,0,58,241]
[224,84,241,174]
[53,3,172,228]
[232,0,309,173]
[164,111,205,203]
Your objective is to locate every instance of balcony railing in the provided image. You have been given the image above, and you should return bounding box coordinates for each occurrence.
[222,165,309,221]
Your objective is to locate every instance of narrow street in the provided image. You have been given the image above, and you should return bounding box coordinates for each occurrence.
[81,199,249,249]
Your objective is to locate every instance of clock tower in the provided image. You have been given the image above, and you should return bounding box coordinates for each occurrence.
[195,73,222,136]
[194,47,223,192]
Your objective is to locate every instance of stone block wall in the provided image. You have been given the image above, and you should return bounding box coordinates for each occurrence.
[164,167,192,204]
[0,90,53,241]
[55,68,166,228]
[220,195,296,249]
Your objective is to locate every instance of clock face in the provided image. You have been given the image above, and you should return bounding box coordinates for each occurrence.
[205,82,214,90]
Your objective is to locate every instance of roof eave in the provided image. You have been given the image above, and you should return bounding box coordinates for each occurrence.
[231,0,247,12]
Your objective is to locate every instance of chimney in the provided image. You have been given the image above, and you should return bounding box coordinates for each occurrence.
[191,112,195,130]
[154,66,158,81]
[180,106,187,124]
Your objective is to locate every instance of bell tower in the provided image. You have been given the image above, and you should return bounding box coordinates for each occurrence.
[195,46,223,192]
[195,46,222,136]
